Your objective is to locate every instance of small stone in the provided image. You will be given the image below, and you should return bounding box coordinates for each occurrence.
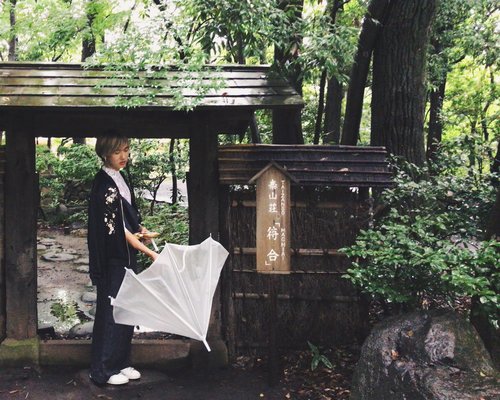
[40,238,57,246]
[64,248,80,255]
[76,265,89,273]
[37,244,47,250]
[81,292,97,303]
[75,257,89,265]
[89,306,96,316]
[57,204,69,215]
[69,321,94,337]
[41,252,76,262]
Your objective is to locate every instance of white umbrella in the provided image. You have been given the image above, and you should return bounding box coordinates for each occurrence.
[110,236,229,351]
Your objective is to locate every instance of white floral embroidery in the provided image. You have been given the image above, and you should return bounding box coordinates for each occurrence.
[104,187,118,235]
[105,187,118,204]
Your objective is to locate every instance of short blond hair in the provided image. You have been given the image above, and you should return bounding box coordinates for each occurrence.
[95,133,129,162]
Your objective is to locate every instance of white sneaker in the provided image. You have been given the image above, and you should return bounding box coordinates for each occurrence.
[120,367,141,380]
[107,373,129,385]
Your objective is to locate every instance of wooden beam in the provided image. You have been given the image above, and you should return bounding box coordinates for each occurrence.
[5,131,37,339]
[0,109,254,137]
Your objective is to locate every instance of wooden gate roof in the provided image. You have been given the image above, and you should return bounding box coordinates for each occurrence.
[0,62,303,137]
[218,144,392,187]
[0,62,303,109]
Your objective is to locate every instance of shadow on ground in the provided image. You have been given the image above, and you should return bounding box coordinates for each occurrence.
[0,364,285,400]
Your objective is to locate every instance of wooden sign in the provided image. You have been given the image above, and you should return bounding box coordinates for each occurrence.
[249,162,296,274]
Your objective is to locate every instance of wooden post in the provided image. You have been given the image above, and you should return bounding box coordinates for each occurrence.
[0,146,5,341]
[249,162,297,386]
[188,113,220,244]
[188,112,222,340]
[5,131,38,339]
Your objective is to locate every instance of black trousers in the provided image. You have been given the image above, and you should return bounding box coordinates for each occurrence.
[90,258,136,385]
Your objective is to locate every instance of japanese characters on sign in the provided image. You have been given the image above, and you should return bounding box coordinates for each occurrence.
[254,164,291,274]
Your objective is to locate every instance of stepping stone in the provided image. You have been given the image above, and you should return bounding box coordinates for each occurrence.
[37,244,47,250]
[69,320,94,336]
[76,265,89,273]
[64,248,80,255]
[41,252,76,262]
[82,292,97,303]
[39,238,57,246]
[75,257,89,265]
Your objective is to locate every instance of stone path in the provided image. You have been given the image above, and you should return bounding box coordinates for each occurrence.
[37,229,95,336]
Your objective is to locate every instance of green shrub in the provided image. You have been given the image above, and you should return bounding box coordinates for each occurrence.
[341,152,498,326]
[36,146,64,208]
[136,203,189,270]
[55,143,100,204]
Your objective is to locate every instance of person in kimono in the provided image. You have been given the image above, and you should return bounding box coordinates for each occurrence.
[87,133,158,386]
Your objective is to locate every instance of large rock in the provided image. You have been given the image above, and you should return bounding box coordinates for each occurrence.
[351,311,499,400]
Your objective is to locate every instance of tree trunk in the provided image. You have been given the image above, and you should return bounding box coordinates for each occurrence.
[272,0,304,144]
[75,0,98,146]
[321,0,345,145]
[249,114,261,144]
[426,79,446,162]
[342,0,392,145]
[314,70,327,144]
[323,76,343,144]
[371,0,437,166]
[8,0,17,62]
[169,139,178,205]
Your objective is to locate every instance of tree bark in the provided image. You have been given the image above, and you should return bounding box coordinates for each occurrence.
[426,79,446,162]
[8,0,17,62]
[321,0,346,145]
[314,70,327,144]
[75,0,99,146]
[323,76,343,144]
[342,0,392,145]
[272,0,304,144]
[371,0,437,166]
[169,139,178,204]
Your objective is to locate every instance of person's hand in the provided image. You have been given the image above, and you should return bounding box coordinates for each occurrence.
[139,226,152,244]
[150,251,159,261]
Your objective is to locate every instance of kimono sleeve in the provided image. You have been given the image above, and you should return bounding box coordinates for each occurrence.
[88,184,121,285]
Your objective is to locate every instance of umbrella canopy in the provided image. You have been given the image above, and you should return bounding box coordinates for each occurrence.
[110,236,229,351]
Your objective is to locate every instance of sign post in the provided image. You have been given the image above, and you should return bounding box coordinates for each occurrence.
[249,162,297,385]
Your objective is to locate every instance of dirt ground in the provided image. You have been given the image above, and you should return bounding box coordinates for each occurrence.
[0,346,359,400]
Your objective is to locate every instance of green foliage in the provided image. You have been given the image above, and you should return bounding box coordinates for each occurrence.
[341,148,499,325]
[36,146,64,207]
[50,299,79,323]
[307,341,333,371]
[55,143,100,204]
[136,203,189,270]
[129,139,188,214]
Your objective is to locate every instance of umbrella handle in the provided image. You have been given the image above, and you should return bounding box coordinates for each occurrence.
[151,239,159,252]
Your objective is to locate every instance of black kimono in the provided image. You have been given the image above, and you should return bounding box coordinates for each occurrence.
[87,169,141,385]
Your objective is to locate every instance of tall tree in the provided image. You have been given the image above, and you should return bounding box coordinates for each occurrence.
[8,0,17,61]
[74,0,100,145]
[426,0,469,161]
[371,0,437,165]
[341,0,391,145]
[272,0,304,144]
[321,0,349,145]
